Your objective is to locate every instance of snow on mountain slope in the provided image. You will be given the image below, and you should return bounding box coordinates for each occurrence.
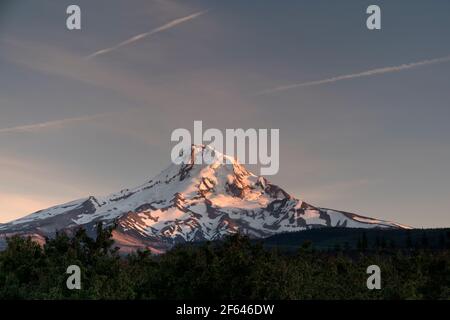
[0,145,410,252]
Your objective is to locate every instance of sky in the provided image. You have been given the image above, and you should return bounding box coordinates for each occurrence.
[0,0,449,228]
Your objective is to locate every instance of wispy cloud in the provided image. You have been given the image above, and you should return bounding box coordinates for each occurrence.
[87,10,208,59]
[256,55,450,95]
[4,38,164,105]
[4,38,257,123]
[0,113,109,134]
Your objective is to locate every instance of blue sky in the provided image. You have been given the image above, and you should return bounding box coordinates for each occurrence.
[0,0,449,227]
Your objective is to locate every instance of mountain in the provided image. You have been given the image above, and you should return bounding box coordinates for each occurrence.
[0,145,410,253]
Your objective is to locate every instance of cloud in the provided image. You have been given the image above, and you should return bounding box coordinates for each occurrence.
[3,38,166,105]
[87,10,208,59]
[0,113,111,134]
[256,55,450,95]
[3,38,259,131]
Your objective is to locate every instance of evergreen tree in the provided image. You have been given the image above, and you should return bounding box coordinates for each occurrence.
[389,239,396,250]
[381,237,387,249]
[361,232,368,251]
[439,233,446,249]
[421,232,429,249]
[343,242,351,252]
[406,230,413,249]
[375,235,381,249]
[1,226,450,300]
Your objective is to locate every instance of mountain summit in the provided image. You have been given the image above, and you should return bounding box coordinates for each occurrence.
[0,145,409,253]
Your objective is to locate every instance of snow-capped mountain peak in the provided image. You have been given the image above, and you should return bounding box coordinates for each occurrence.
[0,144,410,253]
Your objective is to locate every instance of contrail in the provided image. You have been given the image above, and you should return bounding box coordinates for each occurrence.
[0,113,109,134]
[87,10,208,59]
[256,55,450,95]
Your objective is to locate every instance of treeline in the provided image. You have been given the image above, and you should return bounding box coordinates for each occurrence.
[261,227,450,252]
[0,225,449,300]
[354,229,450,251]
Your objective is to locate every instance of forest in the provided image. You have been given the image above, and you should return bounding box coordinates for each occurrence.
[0,224,449,300]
